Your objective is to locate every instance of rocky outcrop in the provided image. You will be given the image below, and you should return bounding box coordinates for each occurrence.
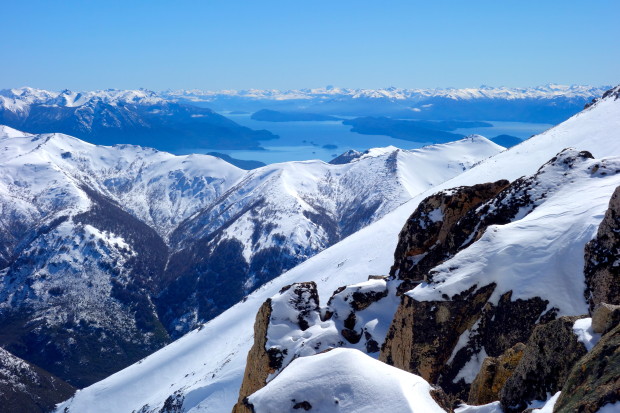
[0,347,75,413]
[584,186,620,312]
[389,180,510,293]
[499,316,588,412]
[554,322,620,412]
[380,283,496,386]
[232,300,273,413]
[467,342,526,405]
[233,282,321,413]
[234,279,398,412]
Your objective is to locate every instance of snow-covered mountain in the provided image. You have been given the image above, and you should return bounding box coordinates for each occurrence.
[0,126,500,388]
[0,347,74,413]
[165,84,608,123]
[56,88,620,412]
[0,87,277,151]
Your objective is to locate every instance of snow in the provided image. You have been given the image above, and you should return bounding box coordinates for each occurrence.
[409,150,620,317]
[56,89,620,413]
[455,402,503,413]
[573,318,602,352]
[530,391,561,412]
[454,347,488,384]
[597,401,620,413]
[247,348,446,413]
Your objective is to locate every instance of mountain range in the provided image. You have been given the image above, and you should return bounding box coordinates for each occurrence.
[0,123,501,400]
[53,87,620,413]
[166,84,609,123]
[0,88,277,152]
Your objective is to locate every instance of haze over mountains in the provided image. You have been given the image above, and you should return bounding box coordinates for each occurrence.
[51,87,620,413]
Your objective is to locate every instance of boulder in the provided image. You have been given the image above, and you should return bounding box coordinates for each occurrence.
[499,316,588,412]
[554,323,620,412]
[467,343,526,405]
[592,303,620,334]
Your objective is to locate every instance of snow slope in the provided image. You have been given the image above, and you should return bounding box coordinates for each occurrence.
[57,89,620,412]
[0,125,244,238]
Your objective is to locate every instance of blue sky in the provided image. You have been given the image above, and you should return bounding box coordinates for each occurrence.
[2,0,618,90]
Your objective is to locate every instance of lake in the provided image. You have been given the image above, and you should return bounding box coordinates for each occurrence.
[179,113,553,164]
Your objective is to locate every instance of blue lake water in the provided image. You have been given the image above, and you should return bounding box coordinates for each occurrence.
[181,114,553,164]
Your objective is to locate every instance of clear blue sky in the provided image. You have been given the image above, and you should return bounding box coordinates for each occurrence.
[2,0,618,91]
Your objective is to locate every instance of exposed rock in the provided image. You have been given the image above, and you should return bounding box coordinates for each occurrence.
[584,186,620,312]
[499,316,588,412]
[467,343,526,405]
[0,347,75,413]
[232,300,273,413]
[389,180,510,293]
[380,283,496,384]
[430,386,454,412]
[554,322,620,412]
[592,303,620,334]
[233,282,322,413]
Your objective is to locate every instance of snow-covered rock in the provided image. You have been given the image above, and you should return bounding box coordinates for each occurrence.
[245,348,447,413]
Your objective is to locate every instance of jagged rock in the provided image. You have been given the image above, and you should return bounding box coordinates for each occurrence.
[554,322,620,412]
[592,303,620,334]
[467,342,526,405]
[233,282,321,413]
[232,300,273,413]
[584,186,620,312]
[380,283,496,384]
[389,180,510,293]
[499,316,588,412]
[0,347,75,413]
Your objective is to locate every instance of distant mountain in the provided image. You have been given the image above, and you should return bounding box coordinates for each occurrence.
[0,88,277,151]
[55,87,620,413]
[0,126,500,389]
[165,84,609,124]
[251,109,340,122]
[0,347,75,413]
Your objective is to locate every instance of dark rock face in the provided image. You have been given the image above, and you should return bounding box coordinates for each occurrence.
[389,180,510,293]
[584,186,620,312]
[467,343,526,406]
[499,316,588,412]
[0,347,75,413]
[380,283,496,385]
[554,322,620,412]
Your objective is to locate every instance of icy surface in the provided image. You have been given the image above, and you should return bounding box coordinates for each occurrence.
[57,88,620,412]
[248,348,446,413]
